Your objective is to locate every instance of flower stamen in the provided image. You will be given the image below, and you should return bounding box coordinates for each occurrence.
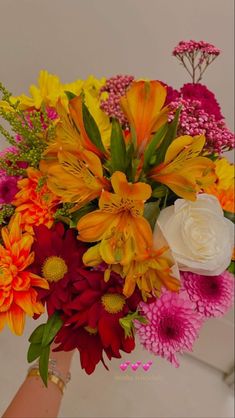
[101,293,126,314]
[42,256,68,282]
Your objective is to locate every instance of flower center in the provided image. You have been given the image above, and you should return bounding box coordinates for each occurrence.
[101,293,126,314]
[84,326,98,335]
[160,317,181,341]
[42,256,68,282]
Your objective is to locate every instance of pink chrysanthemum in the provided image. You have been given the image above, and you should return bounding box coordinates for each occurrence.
[135,290,203,367]
[181,271,234,318]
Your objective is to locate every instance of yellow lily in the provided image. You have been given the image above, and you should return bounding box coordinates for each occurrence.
[77,171,153,265]
[150,135,216,200]
[120,80,169,154]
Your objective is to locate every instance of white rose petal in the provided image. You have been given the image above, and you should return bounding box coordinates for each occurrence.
[155,194,234,276]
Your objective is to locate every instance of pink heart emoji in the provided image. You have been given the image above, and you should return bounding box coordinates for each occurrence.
[119,363,128,372]
[131,363,139,371]
[136,361,142,365]
[142,363,152,372]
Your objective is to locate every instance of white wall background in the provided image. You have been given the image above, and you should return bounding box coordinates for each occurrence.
[0,1,234,417]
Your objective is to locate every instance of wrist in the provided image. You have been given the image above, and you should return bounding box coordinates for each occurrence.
[50,343,74,376]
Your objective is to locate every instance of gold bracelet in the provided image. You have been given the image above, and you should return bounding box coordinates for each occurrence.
[27,368,65,395]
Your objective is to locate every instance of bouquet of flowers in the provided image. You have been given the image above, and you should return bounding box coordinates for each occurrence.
[0,40,234,385]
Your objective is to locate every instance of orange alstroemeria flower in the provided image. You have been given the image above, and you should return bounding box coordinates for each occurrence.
[120,80,168,154]
[77,171,153,265]
[0,214,49,335]
[42,100,83,159]
[69,96,106,158]
[43,150,110,210]
[150,135,216,201]
[13,167,59,234]
[122,247,180,300]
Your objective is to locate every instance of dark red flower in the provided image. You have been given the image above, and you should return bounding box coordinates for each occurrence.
[54,272,142,374]
[30,223,87,315]
[180,83,223,120]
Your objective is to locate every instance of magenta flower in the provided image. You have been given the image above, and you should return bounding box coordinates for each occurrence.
[181,271,234,318]
[0,175,19,204]
[180,83,223,120]
[135,290,203,367]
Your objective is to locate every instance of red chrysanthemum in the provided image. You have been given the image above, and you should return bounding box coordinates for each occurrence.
[54,272,142,374]
[30,223,87,315]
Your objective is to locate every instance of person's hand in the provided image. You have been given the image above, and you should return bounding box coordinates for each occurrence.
[49,342,75,379]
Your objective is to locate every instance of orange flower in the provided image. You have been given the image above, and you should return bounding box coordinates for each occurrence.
[77,171,153,265]
[13,168,59,234]
[0,214,48,335]
[42,150,110,210]
[120,81,168,154]
[203,158,234,213]
[150,135,216,200]
[122,247,180,299]
[204,186,234,213]
[69,96,106,157]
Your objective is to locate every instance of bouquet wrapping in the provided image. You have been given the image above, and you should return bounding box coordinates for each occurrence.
[0,40,234,384]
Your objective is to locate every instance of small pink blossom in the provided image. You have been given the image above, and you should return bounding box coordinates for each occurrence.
[168,97,234,153]
[100,74,134,125]
[181,271,234,318]
[173,40,220,56]
[172,40,221,83]
[135,290,203,367]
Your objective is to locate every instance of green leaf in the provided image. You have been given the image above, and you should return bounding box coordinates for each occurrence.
[119,311,148,338]
[65,91,77,100]
[125,142,135,180]
[143,200,160,230]
[151,185,168,198]
[110,119,127,173]
[39,345,50,387]
[28,324,45,344]
[224,210,235,223]
[27,343,42,363]
[143,123,168,171]
[82,102,106,154]
[154,106,181,166]
[228,261,235,275]
[41,312,63,348]
[69,203,95,228]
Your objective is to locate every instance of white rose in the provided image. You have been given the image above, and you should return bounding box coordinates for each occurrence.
[155,194,234,276]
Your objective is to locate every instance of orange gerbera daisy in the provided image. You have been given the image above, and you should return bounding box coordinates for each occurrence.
[13,167,59,234]
[0,214,48,335]
[120,80,168,155]
[77,171,153,266]
[150,135,216,201]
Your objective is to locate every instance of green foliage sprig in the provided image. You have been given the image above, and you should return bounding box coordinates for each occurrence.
[0,83,56,176]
